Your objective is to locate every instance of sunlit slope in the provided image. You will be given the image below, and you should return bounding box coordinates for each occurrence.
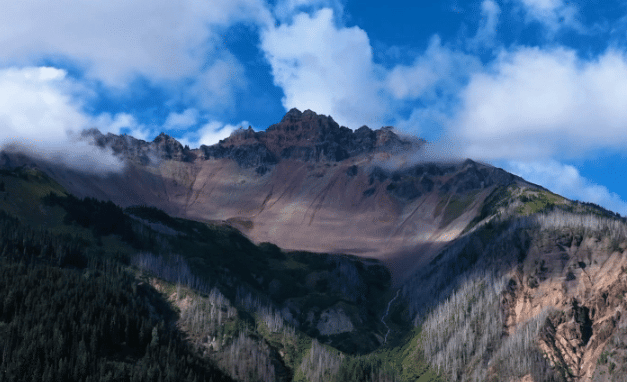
[0,166,398,354]
[399,182,627,381]
[23,152,540,283]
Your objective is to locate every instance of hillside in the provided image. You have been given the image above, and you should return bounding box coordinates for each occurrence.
[0,165,410,381]
[2,109,539,283]
[2,109,627,381]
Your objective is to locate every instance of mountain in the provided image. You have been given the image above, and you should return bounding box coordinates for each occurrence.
[2,109,627,381]
[5,108,537,283]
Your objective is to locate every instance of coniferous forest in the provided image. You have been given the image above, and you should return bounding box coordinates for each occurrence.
[0,209,233,382]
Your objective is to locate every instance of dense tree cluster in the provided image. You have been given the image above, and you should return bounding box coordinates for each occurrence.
[0,210,88,268]
[43,193,136,243]
[0,210,232,382]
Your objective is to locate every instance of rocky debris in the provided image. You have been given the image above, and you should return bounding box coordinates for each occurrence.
[152,132,196,162]
[363,159,520,202]
[374,126,413,153]
[499,228,627,381]
[439,159,516,194]
[386,179,422,200]
[346,165,358,177]
[540,302,593,376]
[316,307,355,335]
[201,142,278,169]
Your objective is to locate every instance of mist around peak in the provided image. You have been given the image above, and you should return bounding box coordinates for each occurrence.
[1,131,126,175]
[0,66,128,175]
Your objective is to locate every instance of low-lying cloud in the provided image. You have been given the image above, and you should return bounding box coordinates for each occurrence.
[0,66,132,174]
[179,120,252,148]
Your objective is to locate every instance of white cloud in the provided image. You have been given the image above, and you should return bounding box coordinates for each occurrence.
[0,67,88,139]
[0,0,272,87]
[468,0,501,49]
[386,36,480,100]
[163,109,199,130]
[0,0,273,115]
[261,9,483,131]
[453,46,627,161]
[92,113,151,141]
[0,66,133,174]
[517,0,583,33]
[179,121,251,148]
[260,8,388,129]
[186,55,248,111]
[505,160,627,216]
[274,0,344,22]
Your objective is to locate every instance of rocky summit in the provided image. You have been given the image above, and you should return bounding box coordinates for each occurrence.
[84,108,422,172]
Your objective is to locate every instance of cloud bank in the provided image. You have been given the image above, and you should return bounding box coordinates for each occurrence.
[453,47,627,161]
[0,67,136,174]
[1,0,626,214]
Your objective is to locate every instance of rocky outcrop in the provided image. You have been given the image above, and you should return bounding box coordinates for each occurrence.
[439,159,517,194]
[201,142,278,170]
[500,229,627,381]
[82,129,197,164]
[200,108,423,165]
[316,307,355,335]
[81,109,425,171]
[81,108,427,174]
[7,109,538,287]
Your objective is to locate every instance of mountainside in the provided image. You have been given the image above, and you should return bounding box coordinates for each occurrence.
[3,109,627,381]
[3,108,537,283]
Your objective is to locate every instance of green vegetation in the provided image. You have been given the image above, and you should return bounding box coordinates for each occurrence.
[38,188,392,357]
[374,327,443,382]
[0,165,427,381]
[463,185,512,233]
[0,210,232,382]
[0,167,68,229]
[516,189,564,215]
[17,163,627,381]
[591,327,627,380]
[441,191,478,227]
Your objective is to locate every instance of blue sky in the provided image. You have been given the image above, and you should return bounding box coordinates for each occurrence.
[1,0,627,215]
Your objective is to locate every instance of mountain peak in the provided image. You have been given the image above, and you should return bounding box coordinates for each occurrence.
[79,110,423,169]
[153,132,174,142]
[201,110,423,167]
[281,107,303,122]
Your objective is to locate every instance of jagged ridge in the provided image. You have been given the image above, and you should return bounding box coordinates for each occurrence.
[83,108,423,172]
